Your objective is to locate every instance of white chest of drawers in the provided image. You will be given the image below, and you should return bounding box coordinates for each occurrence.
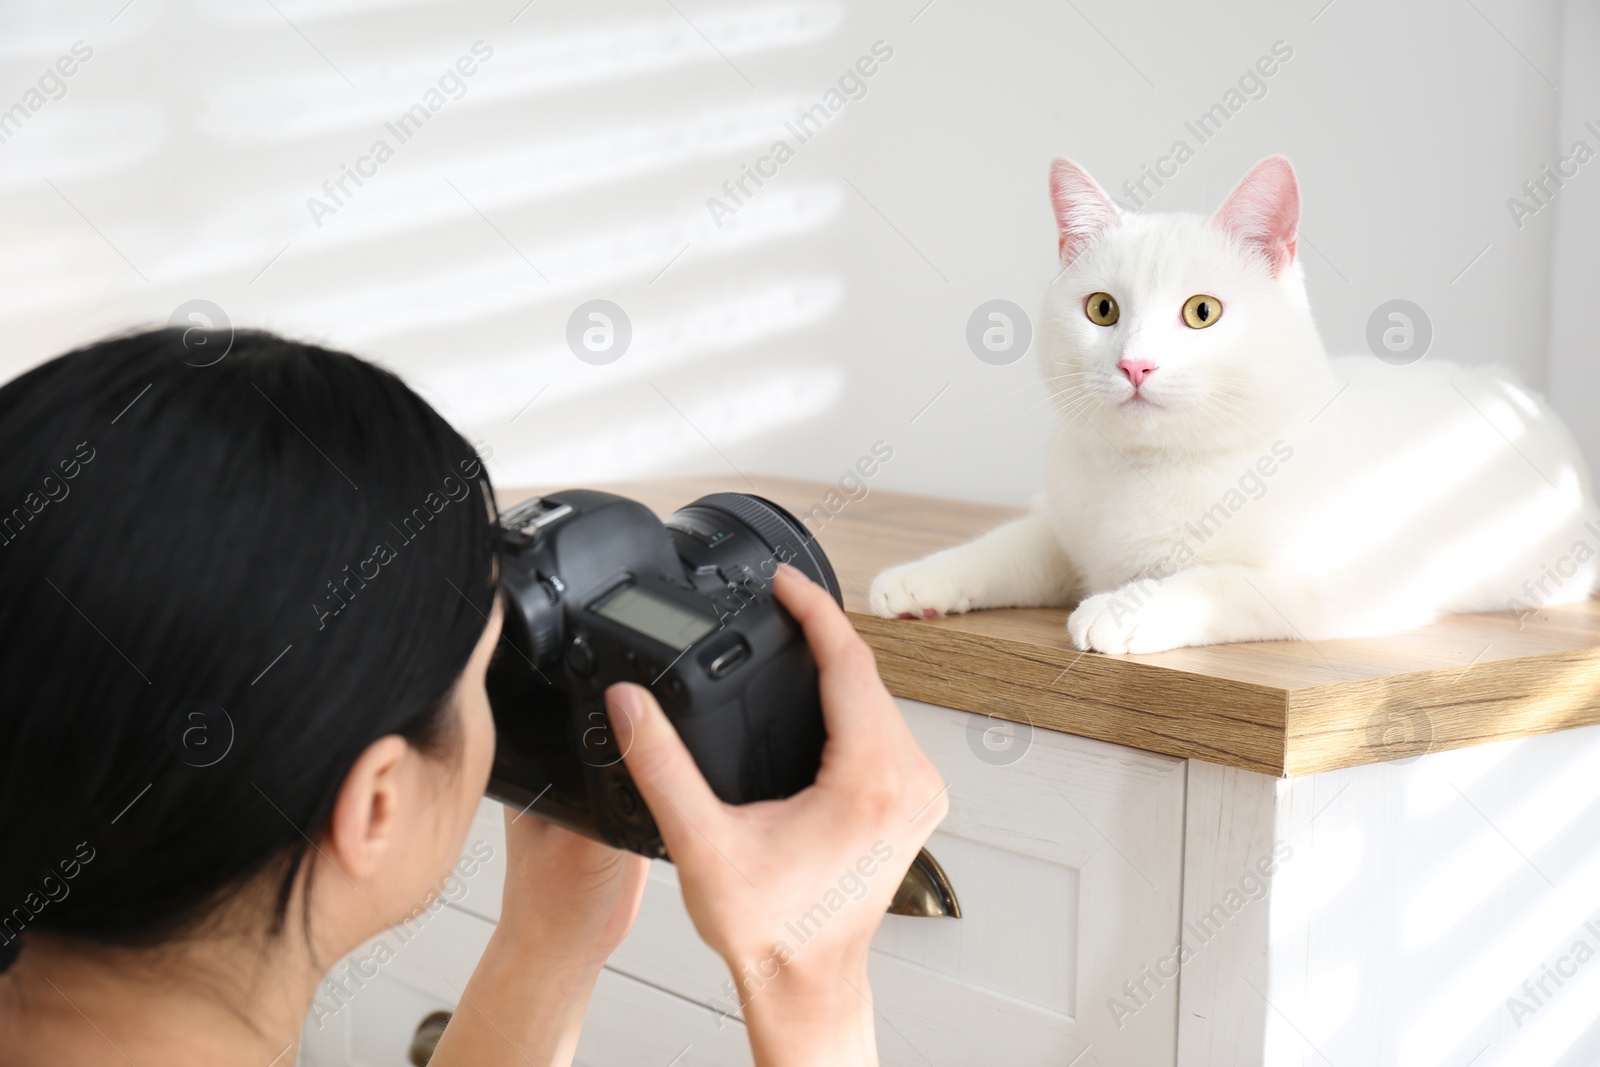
[299,696,1188,1067]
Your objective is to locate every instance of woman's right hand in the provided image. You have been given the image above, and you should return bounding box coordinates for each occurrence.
[607,563,948,1067]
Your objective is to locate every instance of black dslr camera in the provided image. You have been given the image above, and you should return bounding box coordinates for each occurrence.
[484,490,840,857]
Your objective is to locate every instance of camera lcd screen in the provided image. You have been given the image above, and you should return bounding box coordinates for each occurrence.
[591,583,717,651]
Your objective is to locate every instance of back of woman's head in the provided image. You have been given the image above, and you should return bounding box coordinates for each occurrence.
[0,327,497,966]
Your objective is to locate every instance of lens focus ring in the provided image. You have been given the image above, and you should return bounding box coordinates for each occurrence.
[684,493,843,607]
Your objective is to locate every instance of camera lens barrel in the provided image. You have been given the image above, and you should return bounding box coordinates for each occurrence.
[672,493,842,608]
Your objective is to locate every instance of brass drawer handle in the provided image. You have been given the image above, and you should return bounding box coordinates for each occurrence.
[889,848,962,918]
[409,1010,452,1066]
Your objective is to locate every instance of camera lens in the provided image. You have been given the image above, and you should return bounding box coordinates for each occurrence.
[670,494,843,608]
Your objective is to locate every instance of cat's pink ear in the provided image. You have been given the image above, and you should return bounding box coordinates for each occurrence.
[1212,156,1300,277]
[1050,159,1119,266]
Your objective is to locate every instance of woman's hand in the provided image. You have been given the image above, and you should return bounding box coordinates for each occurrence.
[608,564,949,1067]
[495,812,650,972]
[428,813,648,1067]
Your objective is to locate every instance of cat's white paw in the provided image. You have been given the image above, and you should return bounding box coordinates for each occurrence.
[869,561,976,619]
[1068,591,1140,653]
[1067,582,1214,654]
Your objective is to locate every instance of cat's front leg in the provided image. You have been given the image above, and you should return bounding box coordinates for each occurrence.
[1068,563,1316,654]
[869,515,1081,618]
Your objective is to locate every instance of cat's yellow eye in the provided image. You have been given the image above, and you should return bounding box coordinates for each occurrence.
[1182,294,1223,329]
[1085,292,1119,326]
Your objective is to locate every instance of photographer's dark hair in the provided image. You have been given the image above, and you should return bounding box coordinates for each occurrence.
[0,327,498,972]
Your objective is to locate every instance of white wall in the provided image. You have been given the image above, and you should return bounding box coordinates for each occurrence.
[1547,0,1600,471]
[0,0,1577,506]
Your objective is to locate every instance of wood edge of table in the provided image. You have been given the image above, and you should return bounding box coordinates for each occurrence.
[854,612,1600,777]
[1282,645,1600,776]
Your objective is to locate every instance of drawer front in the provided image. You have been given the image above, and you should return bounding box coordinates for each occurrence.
[304,698,1186,1066]
[298,903,753,1067]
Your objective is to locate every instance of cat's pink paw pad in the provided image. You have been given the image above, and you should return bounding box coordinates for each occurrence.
[921,608,939,619]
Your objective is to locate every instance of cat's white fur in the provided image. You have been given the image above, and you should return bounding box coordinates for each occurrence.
[870,156,1599,653]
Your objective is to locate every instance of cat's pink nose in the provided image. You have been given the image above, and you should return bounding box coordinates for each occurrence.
[1118,359,1158,388]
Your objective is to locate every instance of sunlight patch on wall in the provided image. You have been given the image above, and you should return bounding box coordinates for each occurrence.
[287,183,842,342]
[416,276,842,427]
[192,0,442,22]
[487,366,842,487]
[197,2,844,143]
[0,102,167,194]
[158,95,810,282]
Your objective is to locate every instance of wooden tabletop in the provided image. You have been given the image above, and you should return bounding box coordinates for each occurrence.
[506,476,1600,777]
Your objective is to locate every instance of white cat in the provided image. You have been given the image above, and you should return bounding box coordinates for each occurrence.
[870,156,1600,654]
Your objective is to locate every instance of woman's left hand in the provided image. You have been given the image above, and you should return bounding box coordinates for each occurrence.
[495,808,650,972]
[429,815,649,1067]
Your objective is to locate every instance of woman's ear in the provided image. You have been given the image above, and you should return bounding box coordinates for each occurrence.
[323,734,412,881]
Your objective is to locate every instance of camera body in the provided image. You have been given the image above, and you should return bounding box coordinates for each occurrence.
[485,490,840,857]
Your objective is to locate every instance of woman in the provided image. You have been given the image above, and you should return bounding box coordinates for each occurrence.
[0,328,947,1066]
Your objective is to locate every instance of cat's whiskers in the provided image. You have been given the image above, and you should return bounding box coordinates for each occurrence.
[1067,393,1110,429]
[1004,374,1100,422]
[1191,391,1261,437]
[1209,389,1266,424]
[1049,383,1113,425]
[1039,375,1096,409]
[1197,403,1251,435]
[973,373,1087,421]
